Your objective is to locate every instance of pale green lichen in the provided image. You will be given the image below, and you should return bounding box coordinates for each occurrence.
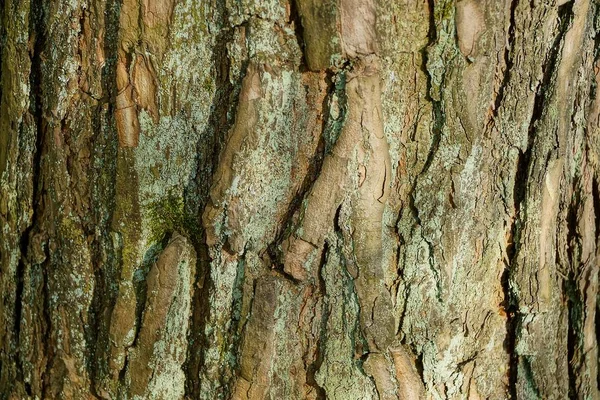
[199,251,243,398]
[425,0,460,102]
[315,235,378,399]
[226,0,288,26]
[214,67,307,252]
[246,18,302,66]
[126,237,196,400]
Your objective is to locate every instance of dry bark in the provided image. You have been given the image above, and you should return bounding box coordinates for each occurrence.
[0,0,599,399]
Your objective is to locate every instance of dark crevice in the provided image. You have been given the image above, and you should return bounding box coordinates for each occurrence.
[235,276,257,348]
[490,0,518,122]
[501,266,519,399]
[408,187,422,227]
[512,152,531,228]
[420,103,443,175]
[289,0,306,70]
[14,245,27,384]
[415,352,425,388]
[421,0,443,175]
[426,0,437,45]
[15,221,29,393]
[407,188,442,300]
[333,203,343,234]
[39,256,52,398]
[266,69,340,272]
[0,0,6,175]
[528,1,574,136]
[323,71,347,155]
[185,17,240,392]
[270,256,304,284]
[184,1,239,396]
[394,211,405,279]
[565,271,581,400]
[504,112,530,400]
[566,179,581,265]
[592,177,600,241]
[11,0,47,395]
[405,186,442,304]
[396,284,410,337]
[185,235,212,398]
[503,5,575,397]
[566,182,582,399]
[304,241,328,400]
[533,5,573,152]
[117,355,129,388]
[227,247,247,383]
[456,353,479,370]
[0,0,6,107]
[596,289,600,391]
[86,0,120,394]
[504,79,531,400]
[130,238,170,350]
[521,357,541,398]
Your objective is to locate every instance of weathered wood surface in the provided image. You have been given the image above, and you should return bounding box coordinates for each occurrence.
[0,0,599,398]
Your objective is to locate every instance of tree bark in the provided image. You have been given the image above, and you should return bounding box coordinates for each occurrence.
[0,0,599,399]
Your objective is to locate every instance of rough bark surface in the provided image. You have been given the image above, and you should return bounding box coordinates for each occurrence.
[0,0,599,399]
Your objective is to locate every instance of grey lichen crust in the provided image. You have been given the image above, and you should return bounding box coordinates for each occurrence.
[124,233,196,400]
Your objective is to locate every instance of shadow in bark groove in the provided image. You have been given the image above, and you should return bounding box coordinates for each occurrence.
[501,266,518,399]
[183,2,243,395]
[289,0,306,68]
[0,0,5,114]
[565,272,582,400]
[86,0,121,395]
[304,241,329,400]
[503,2,575,397]
[10,1,49,396]
[266,70,337,279]
[489,0,518,124]
[565,178,583,399]
[421,0,443,176]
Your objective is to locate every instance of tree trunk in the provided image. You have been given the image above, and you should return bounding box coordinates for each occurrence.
[0,0,599,398]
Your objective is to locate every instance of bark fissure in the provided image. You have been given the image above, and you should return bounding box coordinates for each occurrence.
[504,1,577,397]
[185,0,244,394]
[566,271,581,399]
[0,0,5,103]
[87,0,120,391]
[529,2,574,139]
[592,175,600,240]
[490,0,518,123]
[40,256,52,398]
[14,0,47,394]
[502,265,519,399]
[266,71,333,280]
[305,241,330,400]
[421,0,444,175]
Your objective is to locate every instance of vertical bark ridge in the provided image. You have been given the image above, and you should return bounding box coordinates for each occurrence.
[87,0,119,394]
[13,1,46,397]
[184,1,235,396]
[489,0,518,124]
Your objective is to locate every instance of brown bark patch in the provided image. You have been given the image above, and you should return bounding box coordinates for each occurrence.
[455,0,485,58]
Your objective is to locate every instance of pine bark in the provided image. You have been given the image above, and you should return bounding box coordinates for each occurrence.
[0,0,599,399]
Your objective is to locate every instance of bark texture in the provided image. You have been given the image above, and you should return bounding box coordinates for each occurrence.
[0,0,599,399]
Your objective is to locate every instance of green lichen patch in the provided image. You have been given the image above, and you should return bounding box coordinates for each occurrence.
[146,193,201,244]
